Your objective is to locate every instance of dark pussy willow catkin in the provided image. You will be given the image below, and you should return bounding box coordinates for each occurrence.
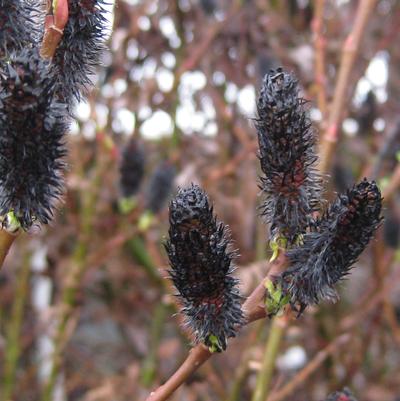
[0,0,39,58]
[52,0,108,106]
[145,161,175,213]
[281,179,382,313]
[119,138,145,198]
[0,48,67,230]
[324,388,358,401]
[165,185,243,351]
[256,67,321,245]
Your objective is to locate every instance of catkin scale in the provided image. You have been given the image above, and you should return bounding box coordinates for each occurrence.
[281,179,382,313]
[256,68,321,244]
[0,48,67,230]
[165,185,243,350]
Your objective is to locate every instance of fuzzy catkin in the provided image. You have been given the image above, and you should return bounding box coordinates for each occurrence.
[281,179,382,313]
[145,161,175,213]
[0,0,39,58]
[0,48,67,230]
[256,68,321,245]
[119,139,145,198]
[52,0,108,106]
[324,388,358,401]
[165,185,244,350]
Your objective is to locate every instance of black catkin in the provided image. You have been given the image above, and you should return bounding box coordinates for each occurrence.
[52,0,108,106]
[0,48,67,230]
[324,388,358,401]
[119,138,145,198]
[145,161,176,213]
[281,179,382,313]
[256,68,321,245]
[0,0,39,58]
[165,185,244,351]
[200,0,217,15]
[356,90,377,135]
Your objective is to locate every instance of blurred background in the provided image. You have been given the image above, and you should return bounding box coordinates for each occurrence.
[1,0,400,400]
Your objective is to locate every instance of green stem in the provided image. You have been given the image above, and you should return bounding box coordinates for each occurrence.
[140,302,169,387]
[126,236,163,286]
[42,157,100,401]
[251,315,287,401]
[226,320,265,401]
[42,241,88,401]
[1,252,31,401]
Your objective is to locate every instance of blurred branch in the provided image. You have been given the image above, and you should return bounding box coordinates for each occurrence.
[42,146,111,401]
[312,0,327,120]
[267,333,351,401]
[340,258,397,332]
[265,247,398,401]
[251,311,290,401]
[226,321,264,401]
[267,253,398,401]
[383,299,400,346]
[168,1,243,148]
[382,163,400,203]
[145,254,287,401]
[0,230,17,270]
[126,236,164,286]
[140,302,170,387]
[175,2,242,80]
[319,0,378,175]
[2,251,31,401]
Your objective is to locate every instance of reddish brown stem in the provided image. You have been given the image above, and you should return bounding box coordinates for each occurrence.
[145,254,287,401]
[312,0,328,120]
[382,163,400,203]
[40,0,69,59]
[0,230,17,270]
[267,333,351,401]
[319,0,378,174]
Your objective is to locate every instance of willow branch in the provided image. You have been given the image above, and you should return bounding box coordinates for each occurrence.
[319,0,378,175]
[267,333,351,401]
[145,254,287,401]
[267,258,398,401]
[251,312,290,401]
[312,0,327,120]
[40,0,69,59]
[2,251,31,401]
[0,230,17,270]
[382,163,400,203]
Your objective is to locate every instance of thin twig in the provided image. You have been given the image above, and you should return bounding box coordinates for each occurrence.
[267,333,351,401]
[251,311,290,401]
[383,299,400,346]
[2,251,31,401]
[40,0,68,59]
[312,0,327,120]
[265,251,397,401]
[225,320,264,401]
[267,271,398,401]
[319,0,378,175]
[382,163,400,203]
[0,230,17,270]
[145,254,288,401]
[141,302,170,387]
[42,145,110,400]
